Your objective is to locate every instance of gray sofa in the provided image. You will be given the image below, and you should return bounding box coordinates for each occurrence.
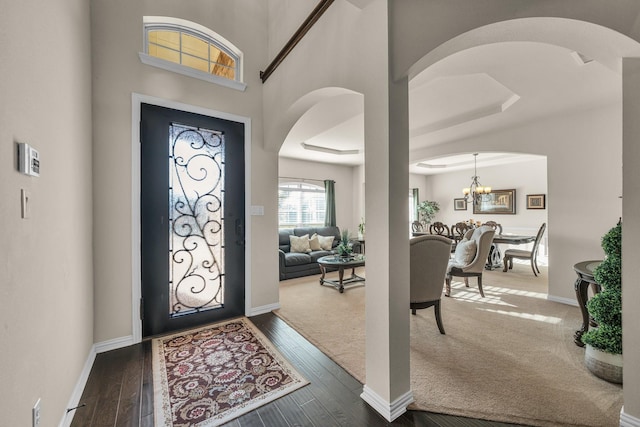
[279,226,360,280]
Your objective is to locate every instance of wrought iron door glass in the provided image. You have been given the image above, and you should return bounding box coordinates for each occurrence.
[169,123,225,316]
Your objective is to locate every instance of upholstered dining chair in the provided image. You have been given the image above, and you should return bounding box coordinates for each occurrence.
[410,235,453,334]
[429,221,451,237]
[445,226,496,298]
[503,222,547,276]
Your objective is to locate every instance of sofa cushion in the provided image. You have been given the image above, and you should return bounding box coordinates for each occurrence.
[284,252,312,266]
[290,234,311,253]
[310,250,333,262]
[317,235,335,250]
[309,234,322,251]
[315,227,341,248]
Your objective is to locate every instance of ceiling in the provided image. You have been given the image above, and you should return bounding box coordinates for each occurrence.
[277,41,621,174]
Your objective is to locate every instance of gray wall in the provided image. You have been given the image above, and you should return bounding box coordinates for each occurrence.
[0,1,94,425]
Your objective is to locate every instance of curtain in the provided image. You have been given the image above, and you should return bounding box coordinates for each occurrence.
[324,180,336,226]
[412,188,419,221]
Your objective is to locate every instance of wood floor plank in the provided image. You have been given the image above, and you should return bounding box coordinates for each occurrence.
[256,404,292,427]
[273,394,315,427]
[115,345,144,427]
[297,397,341,427]
[235,410,265,427]
[140,340,154,421]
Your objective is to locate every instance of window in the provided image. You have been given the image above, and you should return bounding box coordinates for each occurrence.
[139,16,246,91]
[278,182,326,228]
[409,188,419,222]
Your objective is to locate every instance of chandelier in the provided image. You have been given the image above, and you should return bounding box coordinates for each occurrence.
[462,153,491,205]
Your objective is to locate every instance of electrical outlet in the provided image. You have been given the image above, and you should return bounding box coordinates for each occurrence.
[32,399,41,427]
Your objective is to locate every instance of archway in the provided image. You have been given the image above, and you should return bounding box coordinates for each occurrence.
[406,18,637,304]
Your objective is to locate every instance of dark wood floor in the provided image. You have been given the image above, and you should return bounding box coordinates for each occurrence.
[70,312,524,427]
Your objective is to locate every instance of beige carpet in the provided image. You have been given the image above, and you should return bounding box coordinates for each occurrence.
[275,264,623,427]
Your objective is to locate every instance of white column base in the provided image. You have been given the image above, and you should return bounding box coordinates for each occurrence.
[621,406,640,427]
[360,385,414,422]
[248,302,281,316]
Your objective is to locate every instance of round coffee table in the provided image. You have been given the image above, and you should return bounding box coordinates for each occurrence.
[317,254,366,293]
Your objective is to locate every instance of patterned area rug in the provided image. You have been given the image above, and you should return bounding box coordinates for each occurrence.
[152,317,309,426]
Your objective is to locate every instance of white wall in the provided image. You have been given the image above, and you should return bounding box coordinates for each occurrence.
[426,158,547,232]
[415,105,621,302]
[409,173,428,202]
[0,1,94,426]
[622,57,640,419]
[278,157,357,234]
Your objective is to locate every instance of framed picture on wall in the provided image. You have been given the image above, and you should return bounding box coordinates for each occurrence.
[473,189,516,214]
[454,198,467,210]
[527,194,546,209]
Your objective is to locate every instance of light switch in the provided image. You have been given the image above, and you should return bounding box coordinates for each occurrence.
[21,189,31,219]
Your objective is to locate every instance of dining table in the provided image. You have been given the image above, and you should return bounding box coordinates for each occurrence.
[486,234,536,269]
[412,229,536,270]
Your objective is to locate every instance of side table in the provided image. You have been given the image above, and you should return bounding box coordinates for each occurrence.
[573,260,602,347]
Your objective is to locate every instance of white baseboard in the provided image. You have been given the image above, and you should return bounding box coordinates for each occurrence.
[621,407,640,427]
[360,385,414,422]
[547,294,578,306]
[58,345,97,427]
[248,302,281,316]
[94,335,135,354]
[58,335,135,427]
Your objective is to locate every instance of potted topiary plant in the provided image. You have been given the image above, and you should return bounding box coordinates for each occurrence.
[417,200,440,228]
[581,221,622,384]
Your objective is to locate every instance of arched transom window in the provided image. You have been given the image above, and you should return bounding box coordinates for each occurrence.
[139,16,246,91]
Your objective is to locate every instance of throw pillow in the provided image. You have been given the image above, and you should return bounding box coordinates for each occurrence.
[309,233,322,251]
[290,234,311,253]
[317,235,335,251]
[454,238,477,265]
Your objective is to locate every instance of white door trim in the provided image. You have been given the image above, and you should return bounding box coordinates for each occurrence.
[131,93,252,343]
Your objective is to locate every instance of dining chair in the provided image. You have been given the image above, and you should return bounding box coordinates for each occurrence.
[410,235,453,334]
[445,226,496,297]
[483,221,503,234]
[502,223,547,276]
[452,222,473,239]
[429,221,451,237]
[411,221,424,233]
[450,222,473,251]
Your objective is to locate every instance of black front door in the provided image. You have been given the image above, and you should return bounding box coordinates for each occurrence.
[140,103,245,337]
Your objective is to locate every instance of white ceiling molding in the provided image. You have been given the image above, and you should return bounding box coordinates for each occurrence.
[301,142,360,155]
[345,0,374,9]
[410,73,519,138]
[410,93,520,137]
[570,51,594,66]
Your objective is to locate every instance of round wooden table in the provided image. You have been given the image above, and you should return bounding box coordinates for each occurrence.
[317,254,365,293]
